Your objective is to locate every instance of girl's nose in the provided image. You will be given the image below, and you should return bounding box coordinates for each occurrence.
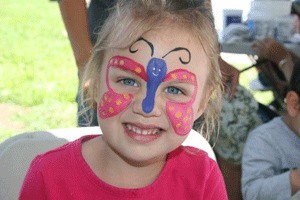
[142,58,167,114]
[132,93,162,117]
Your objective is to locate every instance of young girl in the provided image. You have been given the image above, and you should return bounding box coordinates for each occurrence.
[20,0,227,199]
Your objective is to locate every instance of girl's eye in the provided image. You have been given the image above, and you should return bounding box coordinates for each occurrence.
[164,86,183,95]
[120,78,138,87]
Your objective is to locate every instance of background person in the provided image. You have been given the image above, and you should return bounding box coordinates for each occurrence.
[251,37,300,121]
[242,61,300,200]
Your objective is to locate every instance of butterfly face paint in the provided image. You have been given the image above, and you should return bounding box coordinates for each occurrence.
[142,58,167,113]
[164,69,198,136]
[98,56,147,119]
[98,37,199,136]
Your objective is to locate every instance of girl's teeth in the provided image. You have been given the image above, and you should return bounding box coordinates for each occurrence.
[126,124,159,135]
[142,130,148,135]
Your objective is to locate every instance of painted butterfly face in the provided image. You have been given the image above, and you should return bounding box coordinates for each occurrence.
[99,58,197,136]
[95,25,212,167]
[98,35,208,136]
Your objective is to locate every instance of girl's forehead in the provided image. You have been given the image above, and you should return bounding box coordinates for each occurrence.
[105,27,209,75]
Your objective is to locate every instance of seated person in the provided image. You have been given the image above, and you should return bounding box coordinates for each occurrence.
[242,62,300,200]
[251,37,299,120]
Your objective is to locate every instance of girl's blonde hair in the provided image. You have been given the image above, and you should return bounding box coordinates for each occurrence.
[81,0,222,140]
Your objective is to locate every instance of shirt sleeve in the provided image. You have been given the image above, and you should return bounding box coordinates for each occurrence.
[19,156,47,200]
[242,129,292,200]
[204,160,228,200]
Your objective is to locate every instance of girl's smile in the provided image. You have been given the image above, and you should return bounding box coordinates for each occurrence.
[123,122,164,143]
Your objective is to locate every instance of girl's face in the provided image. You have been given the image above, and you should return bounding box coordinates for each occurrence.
[96,26,211,163]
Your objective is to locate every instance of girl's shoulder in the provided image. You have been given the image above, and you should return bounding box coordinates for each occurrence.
[169,146,217,172]
[30,135,99,171]
[171,145,212,159]
[162,146,225,197]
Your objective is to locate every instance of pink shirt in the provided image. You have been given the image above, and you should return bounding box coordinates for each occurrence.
[20,135,227,200]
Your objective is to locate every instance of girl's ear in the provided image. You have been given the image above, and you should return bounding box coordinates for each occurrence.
[194,86,214,120]
[286,91,300,117]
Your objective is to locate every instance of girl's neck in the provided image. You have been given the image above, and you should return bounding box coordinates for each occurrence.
[82,136,167,189]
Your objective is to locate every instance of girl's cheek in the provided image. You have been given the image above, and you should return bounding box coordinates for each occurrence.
[163,69,198,136]
[98,56,199,136]
[98,89,196,136]
[98,91,132,119]
[98,55,145,119]
[166,102,194,136]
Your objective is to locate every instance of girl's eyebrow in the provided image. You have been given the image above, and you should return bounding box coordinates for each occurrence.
[108,56,148,81]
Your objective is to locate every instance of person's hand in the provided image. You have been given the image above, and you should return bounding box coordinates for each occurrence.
[290,167,300,195]
[252,37,294,81]
[219,58,240,100]
[252,37,289,65]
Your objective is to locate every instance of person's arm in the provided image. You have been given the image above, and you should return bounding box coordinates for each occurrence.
[19,157,47,200]
[204,161,228,199]
[58,0,93,80]
[290,167,300,195]
[219,58,240,99]
[242,129,292,200]
[252,37,294,82]
[204,0,212,11]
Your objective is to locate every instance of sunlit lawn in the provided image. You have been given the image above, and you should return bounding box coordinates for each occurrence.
[0,0,77,142]
[0,0,273,143]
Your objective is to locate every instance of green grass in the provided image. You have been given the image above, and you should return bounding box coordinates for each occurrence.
[0,0,77,142]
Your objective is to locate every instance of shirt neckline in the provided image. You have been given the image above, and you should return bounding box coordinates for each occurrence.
[73,135,180,198]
